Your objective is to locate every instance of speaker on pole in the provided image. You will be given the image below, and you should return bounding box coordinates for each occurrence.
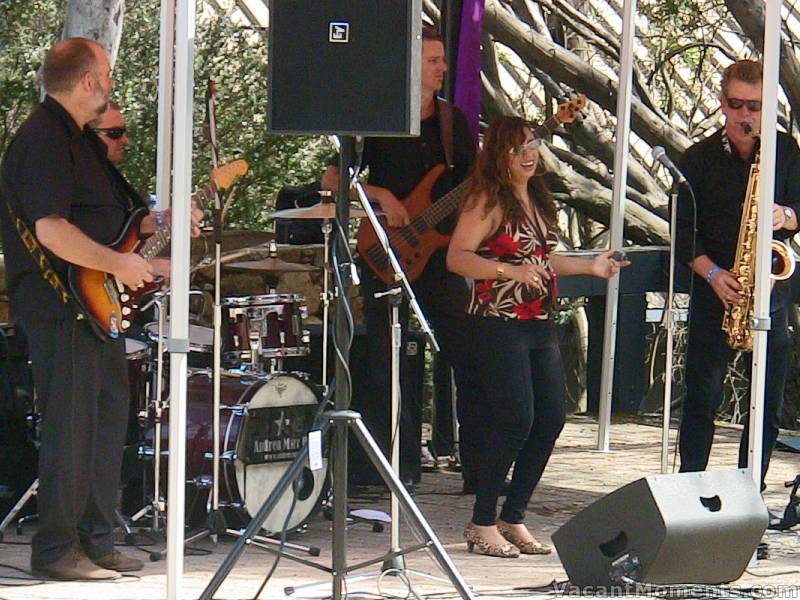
[552,469,768,588]
[268,0,421,136]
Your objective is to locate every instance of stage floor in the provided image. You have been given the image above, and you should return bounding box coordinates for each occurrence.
[1,416,798,599]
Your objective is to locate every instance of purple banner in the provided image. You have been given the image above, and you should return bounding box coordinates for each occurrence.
[454,0,485,142]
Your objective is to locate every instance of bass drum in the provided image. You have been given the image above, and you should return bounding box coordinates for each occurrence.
[158,371,328,534]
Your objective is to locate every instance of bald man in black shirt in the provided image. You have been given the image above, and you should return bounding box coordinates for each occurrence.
[0,38,152,580]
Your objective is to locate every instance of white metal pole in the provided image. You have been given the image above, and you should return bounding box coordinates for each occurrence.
[748,0,781,489]
[166,0,195,597]
[155,0,175,210]
[597,0,636,451]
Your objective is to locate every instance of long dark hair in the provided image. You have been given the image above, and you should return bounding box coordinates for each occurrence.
[464,115,556,226]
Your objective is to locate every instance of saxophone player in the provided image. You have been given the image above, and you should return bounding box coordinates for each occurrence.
[674,60,800,488]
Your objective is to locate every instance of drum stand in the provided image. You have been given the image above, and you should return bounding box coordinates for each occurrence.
[129,295,168,534]
[0,479,38,541]
[199,137,473,600]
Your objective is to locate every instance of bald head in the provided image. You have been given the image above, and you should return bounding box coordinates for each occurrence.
[42,38,105,95]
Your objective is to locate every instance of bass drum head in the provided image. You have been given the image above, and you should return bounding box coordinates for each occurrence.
[232,372,327,534]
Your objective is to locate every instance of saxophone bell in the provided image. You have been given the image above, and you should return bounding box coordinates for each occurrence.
[771,240,796,281]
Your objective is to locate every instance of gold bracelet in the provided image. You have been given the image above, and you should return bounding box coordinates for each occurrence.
[496,265,509,282]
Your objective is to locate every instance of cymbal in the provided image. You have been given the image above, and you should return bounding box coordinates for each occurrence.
[191,229,275,254]
[269,203,381,220]
[224,258,319,274]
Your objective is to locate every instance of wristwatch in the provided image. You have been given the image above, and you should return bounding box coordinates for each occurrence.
[784,206,794,223]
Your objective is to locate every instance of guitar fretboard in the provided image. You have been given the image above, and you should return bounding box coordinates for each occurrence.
[138,182,219,260]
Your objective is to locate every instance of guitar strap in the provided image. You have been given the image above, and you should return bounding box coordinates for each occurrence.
[437,97,455,170]
[0,190,73,307]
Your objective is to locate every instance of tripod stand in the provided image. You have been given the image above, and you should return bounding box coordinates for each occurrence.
[199,137,473,600]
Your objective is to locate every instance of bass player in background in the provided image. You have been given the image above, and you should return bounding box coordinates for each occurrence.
[331,25,484,490]
[675,59,800,488]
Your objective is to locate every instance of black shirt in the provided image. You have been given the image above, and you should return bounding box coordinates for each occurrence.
[361,99,476,233]
[675,128,800,313]
[0,96,128,321]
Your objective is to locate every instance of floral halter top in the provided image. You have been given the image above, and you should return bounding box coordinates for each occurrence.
[467,212,559,320]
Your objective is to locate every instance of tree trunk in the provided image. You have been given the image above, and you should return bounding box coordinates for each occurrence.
[725,0,800,119]
[64,0,126,66]
[483,0,693,159]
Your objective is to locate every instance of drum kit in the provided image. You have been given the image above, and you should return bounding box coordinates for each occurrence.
[122,215,336,540]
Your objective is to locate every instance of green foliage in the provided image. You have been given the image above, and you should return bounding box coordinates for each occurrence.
[117,1,329,228]
[0,0,65,153]
[0,1,328,231]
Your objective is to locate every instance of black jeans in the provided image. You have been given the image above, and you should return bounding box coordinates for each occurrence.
[680,302,790,484]
[467,316,566,526]
[359,250,485,485]
[22,318,128,568]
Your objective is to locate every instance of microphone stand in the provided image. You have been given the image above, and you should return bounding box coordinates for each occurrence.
[660,172,695,473]
[199,136,473,600]
[660,179,680,473]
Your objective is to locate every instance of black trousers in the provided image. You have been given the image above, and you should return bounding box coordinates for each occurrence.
[359,250,485,485]
[680,302,790,484]
[22,317,128,568]
[467,316,566,526]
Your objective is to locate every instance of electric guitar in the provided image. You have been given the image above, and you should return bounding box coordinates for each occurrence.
[357,95,587,284]
[69,159,249,341]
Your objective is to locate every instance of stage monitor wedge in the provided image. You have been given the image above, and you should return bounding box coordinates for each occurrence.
[268,0,422,136]
[552,469,768,588]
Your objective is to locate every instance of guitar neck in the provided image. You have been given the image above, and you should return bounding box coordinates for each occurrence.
[138,181,218,260]
[420,116,563,230]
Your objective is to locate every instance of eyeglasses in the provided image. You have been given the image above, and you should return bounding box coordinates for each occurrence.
[508,138,542,156]
[92,127,126,140]
[725,97,762,112]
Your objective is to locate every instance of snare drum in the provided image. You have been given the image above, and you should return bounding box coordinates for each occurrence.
[221,294,310,367]
[154,370,328,533]
[144,321,214,368]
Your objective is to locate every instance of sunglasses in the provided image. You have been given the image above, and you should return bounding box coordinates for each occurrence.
[92,127,127,140]
[725,97,762,112]
[509,138,542,156]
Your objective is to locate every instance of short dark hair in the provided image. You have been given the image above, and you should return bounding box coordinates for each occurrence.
[88,100,122,129]
[422,25,442,43]
[721,60,762,97]
[41,37,102,94]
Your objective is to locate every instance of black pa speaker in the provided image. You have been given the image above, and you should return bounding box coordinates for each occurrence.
[268,0,421,136]
[552,469,768,588]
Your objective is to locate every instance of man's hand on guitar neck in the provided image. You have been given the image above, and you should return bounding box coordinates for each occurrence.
[140,199,204,237]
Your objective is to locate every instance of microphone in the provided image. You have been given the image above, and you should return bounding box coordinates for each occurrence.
[652,146,686,184]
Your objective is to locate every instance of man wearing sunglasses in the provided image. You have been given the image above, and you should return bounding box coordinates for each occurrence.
[89,102,203,239]
[674,60,800,489]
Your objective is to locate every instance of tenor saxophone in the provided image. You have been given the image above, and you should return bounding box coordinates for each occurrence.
[721,144,795,352]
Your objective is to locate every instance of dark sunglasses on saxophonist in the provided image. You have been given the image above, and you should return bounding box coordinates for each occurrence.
[725,97,762,112]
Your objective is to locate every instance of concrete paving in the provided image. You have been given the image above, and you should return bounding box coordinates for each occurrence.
[1,416,798,599]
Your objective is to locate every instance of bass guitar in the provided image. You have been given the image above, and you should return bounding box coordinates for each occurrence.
[357,95,586,284]
[69,159,249,340]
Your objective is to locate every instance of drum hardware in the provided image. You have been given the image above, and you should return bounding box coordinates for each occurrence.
[224,257,319,274]
[201,139,470,600]
[0,479,38,540]
[269,202,383,221]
